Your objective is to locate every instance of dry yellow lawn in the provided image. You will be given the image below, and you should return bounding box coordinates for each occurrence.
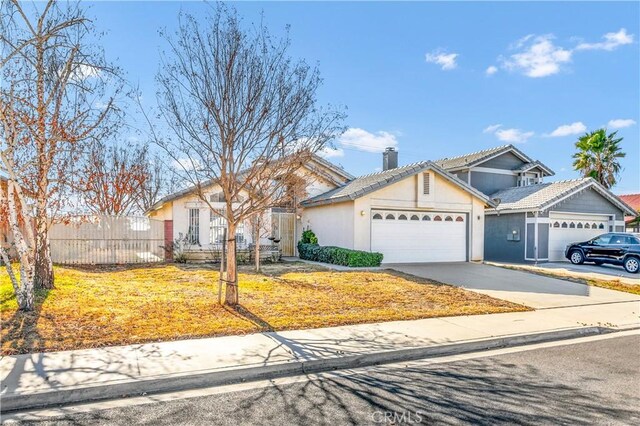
[1,262,527,355]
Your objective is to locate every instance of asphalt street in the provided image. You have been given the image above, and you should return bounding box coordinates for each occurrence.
[4,334,640,425]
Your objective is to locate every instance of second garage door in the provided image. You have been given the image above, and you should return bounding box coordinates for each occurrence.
[371,210,467,263]
[548,212,610,261]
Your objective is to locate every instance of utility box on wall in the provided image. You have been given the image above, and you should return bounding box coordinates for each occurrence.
[507,229,520,241]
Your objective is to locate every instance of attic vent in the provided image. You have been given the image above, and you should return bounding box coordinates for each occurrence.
[423,173,430,195]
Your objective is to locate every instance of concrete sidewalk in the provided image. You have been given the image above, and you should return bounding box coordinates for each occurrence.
[2,300,639,412]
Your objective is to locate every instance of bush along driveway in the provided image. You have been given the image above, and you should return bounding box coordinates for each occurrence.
[0,262,527,355]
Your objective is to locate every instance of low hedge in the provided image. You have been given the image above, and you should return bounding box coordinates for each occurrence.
[298,242,383,267]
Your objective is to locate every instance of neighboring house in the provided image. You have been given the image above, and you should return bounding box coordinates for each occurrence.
[435,145,636,263]
[619,194,640,232]
[300,148,495,263]
[145,154,353,257]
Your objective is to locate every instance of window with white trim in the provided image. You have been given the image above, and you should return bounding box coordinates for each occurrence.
[210,211,226,244]
[209,211,247,246]
[187,208,200,245]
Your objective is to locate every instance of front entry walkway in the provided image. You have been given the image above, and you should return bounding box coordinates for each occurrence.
[386,262,640,309]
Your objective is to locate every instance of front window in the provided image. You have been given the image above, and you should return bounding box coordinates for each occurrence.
[187,208,200,245]
[209,210,246,247]
[210,211,226,245]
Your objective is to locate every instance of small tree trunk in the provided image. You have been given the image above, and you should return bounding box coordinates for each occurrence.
[224,222,238,306]
[33,216,54,290]
[17,263,35,311]
[0,248,34,311]
[254,216,261,273]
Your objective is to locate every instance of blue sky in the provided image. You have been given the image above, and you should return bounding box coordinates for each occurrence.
[88,1,639,193]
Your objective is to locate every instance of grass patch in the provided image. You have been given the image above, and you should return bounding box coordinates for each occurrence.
[1,262,527,355]
[492,264,640,296]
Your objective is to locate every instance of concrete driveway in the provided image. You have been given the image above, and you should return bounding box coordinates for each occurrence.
[387,262,640,309]
[528,262,638,283]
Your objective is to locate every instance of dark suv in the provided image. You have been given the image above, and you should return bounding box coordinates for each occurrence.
[565,233,640,273]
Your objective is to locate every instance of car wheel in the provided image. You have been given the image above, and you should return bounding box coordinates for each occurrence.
[569,250,584,265]
[623,257,640,274]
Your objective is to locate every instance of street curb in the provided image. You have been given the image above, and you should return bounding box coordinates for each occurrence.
[0,326,620,413]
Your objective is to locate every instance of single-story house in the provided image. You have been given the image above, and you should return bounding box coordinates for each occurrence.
[300,151,495,263]
[434,144,637,263]
[145,154,354,257]
[619,194,640,232]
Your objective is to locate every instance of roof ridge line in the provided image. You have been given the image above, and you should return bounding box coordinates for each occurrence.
[434,144,511,162]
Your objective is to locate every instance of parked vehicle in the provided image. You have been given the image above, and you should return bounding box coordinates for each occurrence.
[564,233,640,274]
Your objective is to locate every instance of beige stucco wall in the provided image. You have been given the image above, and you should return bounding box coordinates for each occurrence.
[147,162,347,250]
[148,186,254,248]
[300,201,355,248]
[302,171,487,261]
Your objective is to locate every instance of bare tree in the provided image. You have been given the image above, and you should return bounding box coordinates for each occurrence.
[135,154,178,213]
[153,5,344,305]
[1,0,123,289]
[77,141,149,215]
[0,102,36,311]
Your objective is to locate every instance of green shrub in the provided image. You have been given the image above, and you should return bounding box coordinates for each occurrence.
[297,242,383,267]
[300,228,318,245]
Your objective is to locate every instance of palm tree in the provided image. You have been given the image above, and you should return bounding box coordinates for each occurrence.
[572,129,626,189]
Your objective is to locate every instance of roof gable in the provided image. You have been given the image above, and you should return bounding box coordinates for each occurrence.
[436,145,554,176]
[145,154,353,213]
[301,161,496,208]
[487,178,636,215]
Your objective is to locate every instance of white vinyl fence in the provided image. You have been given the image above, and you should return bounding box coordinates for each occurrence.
[49,216,165,265]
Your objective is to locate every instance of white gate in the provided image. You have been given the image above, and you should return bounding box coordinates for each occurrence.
[271,212,296,257]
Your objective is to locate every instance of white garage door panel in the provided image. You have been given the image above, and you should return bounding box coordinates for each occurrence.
[548,212,610,261]
[371,211,467,263]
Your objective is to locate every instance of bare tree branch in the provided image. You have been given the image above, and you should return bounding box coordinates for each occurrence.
[153,5,345,305]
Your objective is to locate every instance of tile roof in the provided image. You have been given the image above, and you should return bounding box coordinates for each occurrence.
[434,145,512,170]
[487,178,637,215]
[512,160,554,175]
[619,194,640,211]
[435,145,555,176]
[301,161,495,207]
[620,194,640,223]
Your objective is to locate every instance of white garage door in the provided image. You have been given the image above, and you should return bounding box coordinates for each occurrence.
[548,212,610,261]
[371,210,467,263]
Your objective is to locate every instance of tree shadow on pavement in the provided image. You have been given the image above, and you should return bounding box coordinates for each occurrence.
[11,354,640,426]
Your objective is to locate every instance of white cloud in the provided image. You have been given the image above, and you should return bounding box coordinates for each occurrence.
[72,64,100,81]
[576,28,634,51]
[485,65,498,75]
[425,50,459,70]
[483,124,502,133]
[495,128,534,143]
[608,118,636,129]
[501,34,572,78]
[318,146,344,158]
[338,128,398,153]
[94,100,109,110]
[547,121,587,137]
[173,157,201,171]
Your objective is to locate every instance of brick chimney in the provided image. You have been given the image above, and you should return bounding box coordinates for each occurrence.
[382,147,398,171]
